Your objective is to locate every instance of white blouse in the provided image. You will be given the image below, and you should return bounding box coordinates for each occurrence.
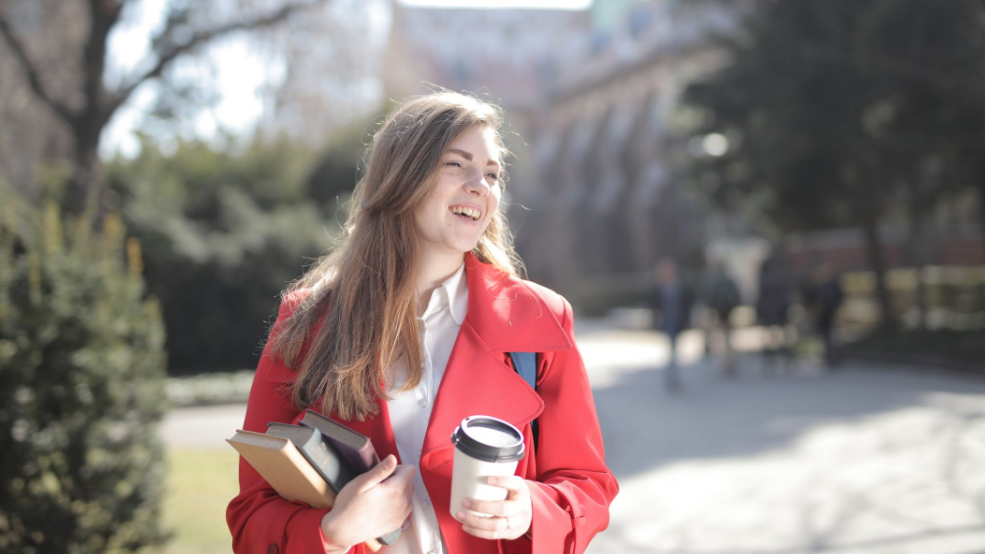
[383,263,468,554]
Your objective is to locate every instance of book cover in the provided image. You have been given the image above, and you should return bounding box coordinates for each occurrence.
[266,423,357,494]
[226,430,335,508]
[299,409,379,471]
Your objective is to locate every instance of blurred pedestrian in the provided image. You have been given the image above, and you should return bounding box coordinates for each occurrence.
[699,257,741,377]
[756,250,795,373]
[651,258,695,391]
[803,260,844,368]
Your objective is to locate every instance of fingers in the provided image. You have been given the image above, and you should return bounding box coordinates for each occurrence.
[460,516,511,540]
[461,496,520,519]
[388,463,417,484]
[464,476,529,516]
[458,509,528,541]
[455,477,533,541]
[486,475,528,497]
[356,454,397,491]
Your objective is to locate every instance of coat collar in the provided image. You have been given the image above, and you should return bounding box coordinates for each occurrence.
[462,252,571,354]
[414,253,571,468]
[322,254,573,473]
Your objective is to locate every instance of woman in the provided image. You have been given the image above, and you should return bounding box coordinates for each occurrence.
[227,92,618,554]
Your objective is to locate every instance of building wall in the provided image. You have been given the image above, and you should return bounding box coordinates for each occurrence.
[512,0,739,295]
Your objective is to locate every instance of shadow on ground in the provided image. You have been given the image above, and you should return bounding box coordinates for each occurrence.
[591,353,985,482]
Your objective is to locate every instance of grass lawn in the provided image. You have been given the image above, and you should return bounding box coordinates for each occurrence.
[153,448,240,554]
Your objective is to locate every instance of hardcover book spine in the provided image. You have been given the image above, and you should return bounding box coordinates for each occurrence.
[302,438,345,493]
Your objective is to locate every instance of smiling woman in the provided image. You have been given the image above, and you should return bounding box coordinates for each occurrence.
[226,91,618,554]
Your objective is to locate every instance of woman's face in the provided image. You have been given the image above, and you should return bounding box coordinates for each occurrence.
[413,124,502,261]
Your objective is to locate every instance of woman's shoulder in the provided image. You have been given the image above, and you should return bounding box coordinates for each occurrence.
[470,255,572,326]
[515,278,569,323]
[278,288,313,317]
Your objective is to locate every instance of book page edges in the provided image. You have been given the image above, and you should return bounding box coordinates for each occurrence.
[227,431,336,509]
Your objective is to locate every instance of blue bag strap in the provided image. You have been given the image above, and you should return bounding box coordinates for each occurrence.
[508,351,539,450]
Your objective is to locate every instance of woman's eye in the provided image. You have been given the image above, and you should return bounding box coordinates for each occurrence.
[487,173,500,181]
[445,162,462,168]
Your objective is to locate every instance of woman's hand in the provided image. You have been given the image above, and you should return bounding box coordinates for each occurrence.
[320,455,415,550]
[455,476,533,541]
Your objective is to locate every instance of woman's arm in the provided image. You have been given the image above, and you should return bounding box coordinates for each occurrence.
[226,296,346,554]
[526,297,620,554]
[226,295,414,554]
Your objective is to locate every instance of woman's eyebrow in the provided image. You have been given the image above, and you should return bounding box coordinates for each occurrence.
[446,148,500,167]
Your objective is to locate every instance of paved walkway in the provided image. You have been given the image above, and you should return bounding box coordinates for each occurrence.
[162,317,985,554]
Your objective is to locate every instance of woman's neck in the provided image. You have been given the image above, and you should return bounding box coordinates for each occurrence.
[416,250,465,315]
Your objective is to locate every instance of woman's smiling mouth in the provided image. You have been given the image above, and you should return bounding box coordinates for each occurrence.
[449,205,481,221]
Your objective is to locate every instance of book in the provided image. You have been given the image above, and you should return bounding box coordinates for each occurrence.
[266,422,357,493]
[298,410,402,546]
[226,430,335,508]
[229,428,383,552]
[299,409,379,471]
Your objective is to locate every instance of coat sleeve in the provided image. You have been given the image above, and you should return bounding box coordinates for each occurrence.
[525,297,619,554]
[226,295,355,554]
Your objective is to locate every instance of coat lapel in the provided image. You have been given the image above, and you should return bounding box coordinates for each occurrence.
[419,253,572,470]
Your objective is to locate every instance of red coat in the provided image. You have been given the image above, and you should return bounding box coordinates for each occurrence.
[227,253,618,554]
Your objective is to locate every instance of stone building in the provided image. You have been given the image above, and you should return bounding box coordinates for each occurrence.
[382,1,741,298]
[511,1,740,297]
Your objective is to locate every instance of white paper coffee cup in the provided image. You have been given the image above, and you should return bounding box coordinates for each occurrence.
[449,415,525,519]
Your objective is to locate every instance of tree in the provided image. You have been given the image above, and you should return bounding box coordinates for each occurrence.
[0,0,329,217]
[682,0,985,329]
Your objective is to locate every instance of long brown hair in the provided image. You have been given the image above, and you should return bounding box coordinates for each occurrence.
[271,91,522,421]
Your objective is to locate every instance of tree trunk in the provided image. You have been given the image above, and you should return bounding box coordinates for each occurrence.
[68,126,102,220]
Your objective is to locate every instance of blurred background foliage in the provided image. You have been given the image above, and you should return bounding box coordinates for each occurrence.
[681,0,985,331]
[0,192,169,553]
[103,132,362,373]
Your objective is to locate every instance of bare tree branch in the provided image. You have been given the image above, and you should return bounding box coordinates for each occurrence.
[106,0,326,120]
[0,15,77,128]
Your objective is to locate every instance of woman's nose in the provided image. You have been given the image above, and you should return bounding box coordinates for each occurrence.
[465,168,490,196]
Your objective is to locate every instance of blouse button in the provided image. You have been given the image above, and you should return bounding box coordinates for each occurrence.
[418,398,427,407]
[423,499,431,509]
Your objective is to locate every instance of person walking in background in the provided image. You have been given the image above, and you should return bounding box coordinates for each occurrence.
[756,250,795,373]
[651,258,695,392]
[803,259,845,368]
[699,257,741,377]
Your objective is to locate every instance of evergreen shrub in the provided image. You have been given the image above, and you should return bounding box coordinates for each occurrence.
[0,193,170,553]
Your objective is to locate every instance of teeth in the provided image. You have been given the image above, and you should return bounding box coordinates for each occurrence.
[451,206,479,220]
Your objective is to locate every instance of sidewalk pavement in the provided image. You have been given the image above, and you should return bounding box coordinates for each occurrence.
[162,316,985,554]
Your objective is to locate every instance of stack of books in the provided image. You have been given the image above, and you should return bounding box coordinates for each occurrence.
[227,410,401,551]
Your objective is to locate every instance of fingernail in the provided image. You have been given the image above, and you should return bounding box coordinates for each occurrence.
[456,511,466,521]
[487,476,497,485]
[461,499,471,509]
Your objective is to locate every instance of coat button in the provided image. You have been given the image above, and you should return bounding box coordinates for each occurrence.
[267,545,279,554]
